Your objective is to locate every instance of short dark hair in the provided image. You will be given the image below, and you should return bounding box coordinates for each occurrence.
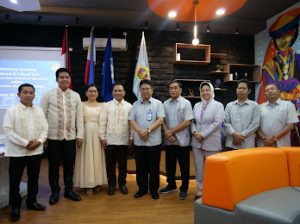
[168,80,182,88]
[18,83,35,93]
[55,68,70,80]
[113,81,125,89]
[265,83,279,90]
[237,79,251,89]
[139,79,152,88]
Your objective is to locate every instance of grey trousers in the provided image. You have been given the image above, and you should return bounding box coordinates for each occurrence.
[192,148,219,196]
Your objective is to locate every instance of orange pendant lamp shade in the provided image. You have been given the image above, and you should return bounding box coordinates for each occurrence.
[147,0,247,22]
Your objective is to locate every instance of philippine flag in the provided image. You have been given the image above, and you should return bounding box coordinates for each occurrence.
[84,26,96,86]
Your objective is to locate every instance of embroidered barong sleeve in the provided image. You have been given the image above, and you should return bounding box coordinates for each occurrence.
[3,108,29,147]
[99,103,108,139]
[37,111,49,143]
[76,98,84,139]
[40,92,49,118]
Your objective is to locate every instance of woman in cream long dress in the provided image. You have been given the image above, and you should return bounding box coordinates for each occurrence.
[74,85,107,195]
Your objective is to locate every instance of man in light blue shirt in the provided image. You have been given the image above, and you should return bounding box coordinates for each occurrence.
[224,80,260,149]
[129,80,165,200]
[257,83,298,147]
[160,80,193,200]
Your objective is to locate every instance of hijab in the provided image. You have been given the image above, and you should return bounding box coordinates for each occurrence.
[199,82,215,121]
[199,81,215,104]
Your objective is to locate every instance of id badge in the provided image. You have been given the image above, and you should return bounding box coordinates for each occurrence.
[147,110,152,121]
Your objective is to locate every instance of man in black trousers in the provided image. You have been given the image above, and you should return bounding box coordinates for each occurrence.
[3,83,48,221]
[129,80,165,200]
[41,68,84,205]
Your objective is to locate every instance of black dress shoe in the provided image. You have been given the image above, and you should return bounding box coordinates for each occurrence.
[26,202,46,211]
[107,186,116,196]
[64,191,81,201]
[151,192,159,200]
[49,193,59,205]
[10,208,20,222]
[119,186,128,195]
[134,191,147,198]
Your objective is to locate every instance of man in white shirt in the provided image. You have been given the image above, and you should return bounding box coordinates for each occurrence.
[41,68,84,205]
[99,82,132,196]
[257,83,298,146]
[3,83,48,222]
[224,80,260,149]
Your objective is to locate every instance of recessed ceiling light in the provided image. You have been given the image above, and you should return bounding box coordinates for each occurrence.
[168,10,177,19]
[10,0,18,4]
[216,8,226,16]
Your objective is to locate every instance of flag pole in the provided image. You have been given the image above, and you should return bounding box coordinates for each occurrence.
[65,25,69,70]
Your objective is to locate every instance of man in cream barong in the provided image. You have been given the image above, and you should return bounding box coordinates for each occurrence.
[41,68,84,205]
[3,83,48,222]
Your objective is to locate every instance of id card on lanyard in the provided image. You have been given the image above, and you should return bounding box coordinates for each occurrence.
[147,109,152,121]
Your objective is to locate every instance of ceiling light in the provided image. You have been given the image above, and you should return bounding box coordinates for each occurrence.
[168,10,177,19]
[10,0,18,4]
[192,24,199,45]
[192,0,200,45]
[192,37,199,46]
[216,8,226,16]
[206,25,210,33]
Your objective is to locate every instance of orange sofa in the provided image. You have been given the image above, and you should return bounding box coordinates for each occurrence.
[194,147,300,224]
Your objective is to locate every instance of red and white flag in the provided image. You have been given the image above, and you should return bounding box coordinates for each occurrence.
[61,25,72,88]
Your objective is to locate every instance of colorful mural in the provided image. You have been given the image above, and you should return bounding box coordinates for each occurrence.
[257,7,300,108]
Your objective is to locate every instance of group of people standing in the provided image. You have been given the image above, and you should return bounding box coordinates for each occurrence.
[3,67,298,222]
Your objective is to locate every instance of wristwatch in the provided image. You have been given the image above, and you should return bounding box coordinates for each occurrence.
[147,128,152,134]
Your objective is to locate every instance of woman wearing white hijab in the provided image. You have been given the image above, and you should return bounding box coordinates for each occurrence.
[191,82,224,200]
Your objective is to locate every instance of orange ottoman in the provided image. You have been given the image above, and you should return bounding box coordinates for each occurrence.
[202,147,289,211]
